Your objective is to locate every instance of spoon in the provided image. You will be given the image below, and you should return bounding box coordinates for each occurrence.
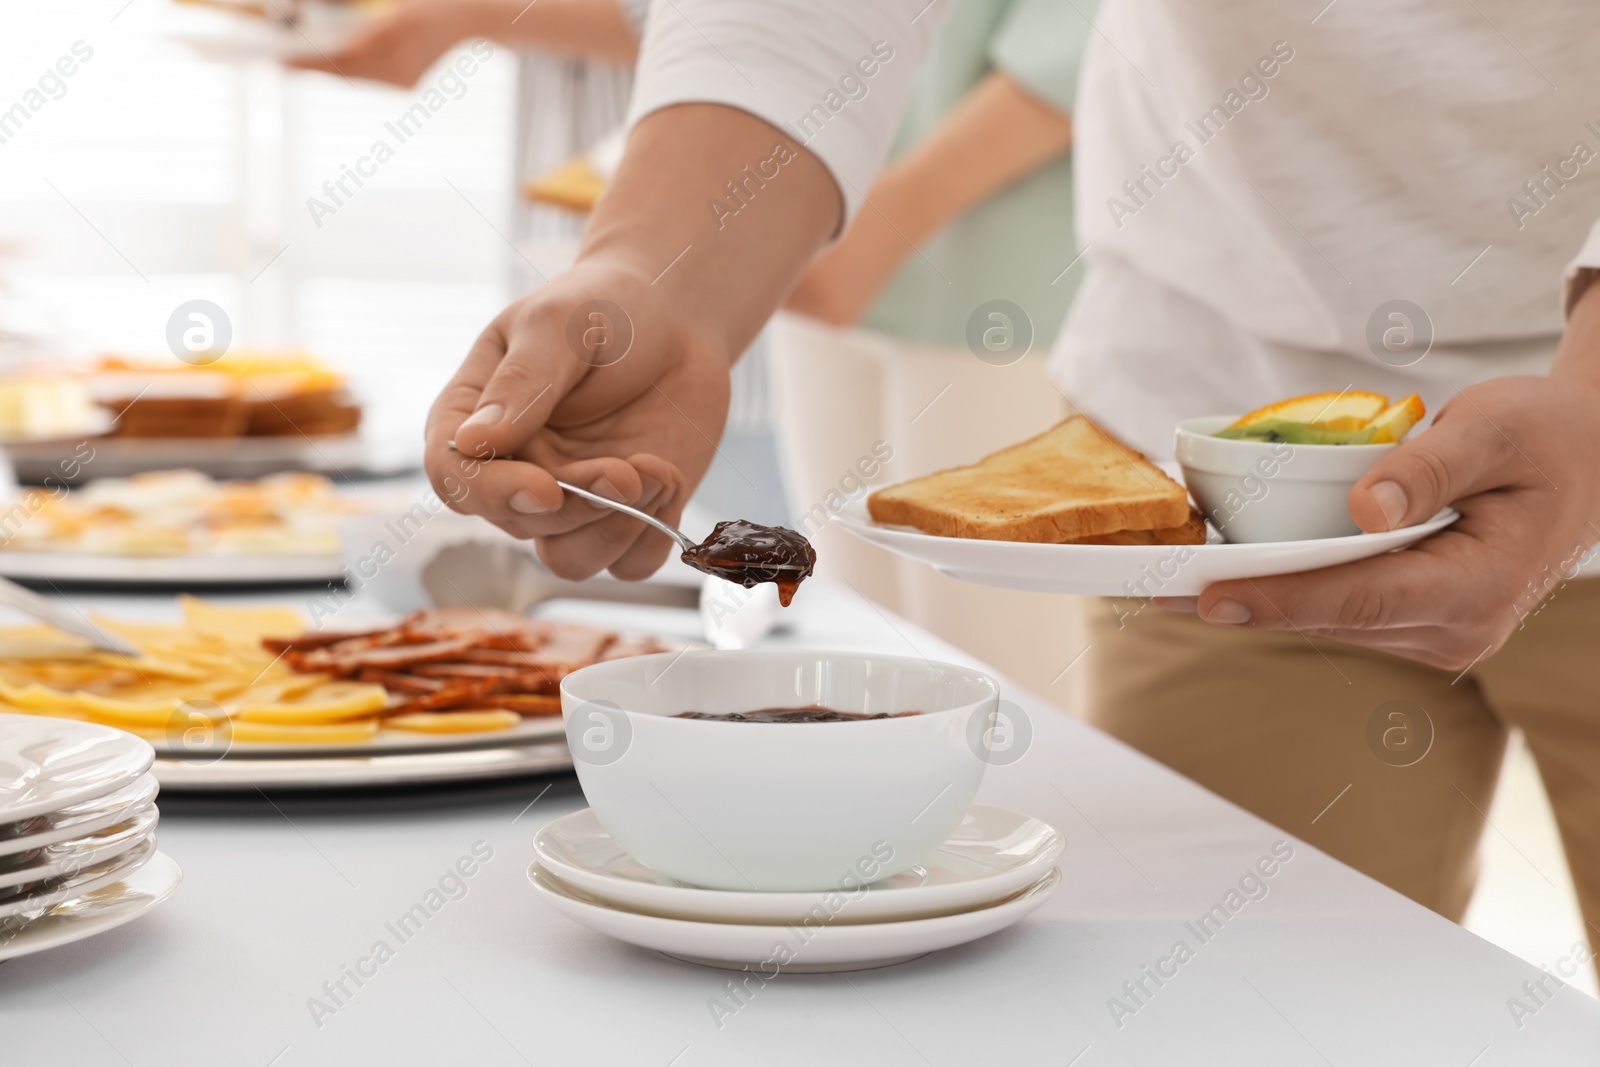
[443,440,811,575]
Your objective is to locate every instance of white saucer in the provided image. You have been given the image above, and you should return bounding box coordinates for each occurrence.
[0,850,182,963]
[837,498,1459,597]
[0,807,158,891]
[0,773,157,858]
[529,862,1060,972]
[0,836,157,922]
[535,805,1065,925]
[0,716,155,824]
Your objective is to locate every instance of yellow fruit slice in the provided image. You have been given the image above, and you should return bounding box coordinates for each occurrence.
[69,692,182,729]
[234,682,389,723]
[230,720,380,744]
[0,700,86,720]
[179,596,307,641]
[384,710,521,734]
[1229,390,1389,431]
[1363,393,1426,444]
[0,681,72,708]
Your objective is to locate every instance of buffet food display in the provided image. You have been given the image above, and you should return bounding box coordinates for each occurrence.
[0,599,673,746]
[89,352,362,439]
[0,470,358,559]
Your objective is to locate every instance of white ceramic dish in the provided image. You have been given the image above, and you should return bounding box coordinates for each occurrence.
[148,713,566,760]
[0,850,182,963]
[0,716,155,823]
[0,774,157,859]
[560,650,1000,892]
[534,805,1065,925]
[836,498,1457,598]
[2,433,384,486]
[0,836,156,921]
[152,740,573,791]
[0,551,344,587]
[0,807,157,891]
[529,861,1060,972]
[1176,415,1397,542]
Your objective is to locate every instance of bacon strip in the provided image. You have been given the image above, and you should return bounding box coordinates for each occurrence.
[264,628,389,653]
[267,608,669,720]
[489,693,562,716]
[412,663,557,694]
[356,668,446,694]
[295,635,483,675]
[532,627,613,665]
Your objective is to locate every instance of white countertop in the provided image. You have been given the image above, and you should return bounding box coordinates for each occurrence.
[1,580,1596,1065]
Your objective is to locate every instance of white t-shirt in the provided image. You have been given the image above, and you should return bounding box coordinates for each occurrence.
[1057,0,1600,458]
[627,0,1600,455]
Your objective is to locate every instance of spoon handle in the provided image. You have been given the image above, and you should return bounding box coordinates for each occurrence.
[554,480,696,553]
[445,439,695,552]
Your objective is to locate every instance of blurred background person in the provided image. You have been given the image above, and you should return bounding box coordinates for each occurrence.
[770,0,1096,699]
[290,0,792,527]
[291,0,643,290]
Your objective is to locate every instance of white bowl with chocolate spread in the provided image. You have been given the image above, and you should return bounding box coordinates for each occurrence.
[560,650,999,892]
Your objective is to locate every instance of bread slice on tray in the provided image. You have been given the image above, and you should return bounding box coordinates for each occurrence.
[866,416,1199,544]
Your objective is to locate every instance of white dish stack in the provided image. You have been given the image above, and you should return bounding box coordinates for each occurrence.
[528,649,1067,972]
[0,714,182,963]
[529,805,1065,972]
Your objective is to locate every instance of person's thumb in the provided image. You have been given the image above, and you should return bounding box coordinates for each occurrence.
[1347,401,1518,532]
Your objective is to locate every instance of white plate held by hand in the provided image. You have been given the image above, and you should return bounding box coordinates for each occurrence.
[529,861,1060,973]
[837,498,1458,598]
[534,805,1064,925]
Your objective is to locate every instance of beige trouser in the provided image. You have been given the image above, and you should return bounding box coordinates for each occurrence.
[767,312,1087,702]
[1085,577,1600,970]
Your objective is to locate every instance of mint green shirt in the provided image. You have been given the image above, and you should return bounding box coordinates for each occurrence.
[859,0,1098,349]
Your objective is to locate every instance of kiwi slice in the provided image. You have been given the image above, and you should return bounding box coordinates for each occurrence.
[1214,419,1379,445]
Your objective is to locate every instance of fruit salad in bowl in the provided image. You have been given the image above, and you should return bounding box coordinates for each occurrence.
[1176,391,1428,543]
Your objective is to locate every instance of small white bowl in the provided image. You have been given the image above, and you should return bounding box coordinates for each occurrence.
[560,650,999,892]
[1175,416,1396,543]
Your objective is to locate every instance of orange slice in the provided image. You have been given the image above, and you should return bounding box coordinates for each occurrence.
[1229,391,1388,431]
[1363,393,1426,444]
[384,710,521,734]
[234,682,388,723]
[230,720,380,745]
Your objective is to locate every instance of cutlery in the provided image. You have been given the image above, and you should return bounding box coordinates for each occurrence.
[0,576,140,656]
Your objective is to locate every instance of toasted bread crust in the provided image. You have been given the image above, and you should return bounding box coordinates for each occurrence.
[1068,510,1206,546]
[866,416,1191,542]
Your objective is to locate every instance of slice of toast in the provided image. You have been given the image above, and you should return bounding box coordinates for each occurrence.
[866,416,1192,542]
[1068,510,1206,546]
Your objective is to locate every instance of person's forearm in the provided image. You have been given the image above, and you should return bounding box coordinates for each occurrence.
[458,0,638,62]
[1553,277,1600,397]
[869,71,1072,245]
[782,69,1074,325]
[579,104,841,361]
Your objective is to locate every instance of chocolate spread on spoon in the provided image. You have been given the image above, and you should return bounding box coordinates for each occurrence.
[680,520,816,606]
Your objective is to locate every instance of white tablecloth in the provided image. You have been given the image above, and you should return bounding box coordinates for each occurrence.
[1,581,1596,1065]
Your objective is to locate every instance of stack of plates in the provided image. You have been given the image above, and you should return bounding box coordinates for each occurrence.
[0,714,181,963]
[529,805,1064,972]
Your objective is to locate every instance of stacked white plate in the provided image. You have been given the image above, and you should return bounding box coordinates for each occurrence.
[0,714,181,963]
[529,805,1064,972]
